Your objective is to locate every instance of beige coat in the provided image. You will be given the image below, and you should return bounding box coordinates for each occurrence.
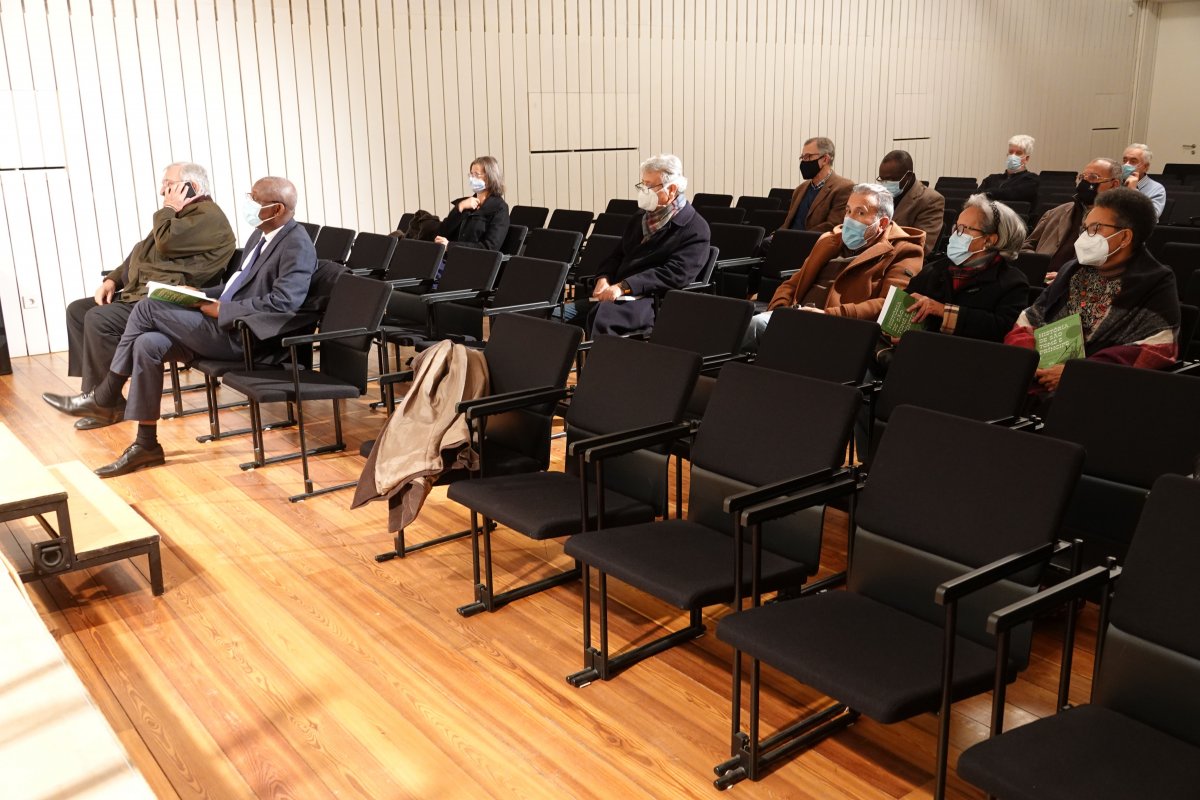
[352,340,489,530]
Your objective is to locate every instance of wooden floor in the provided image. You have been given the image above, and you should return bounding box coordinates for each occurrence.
[0,351,1098,799]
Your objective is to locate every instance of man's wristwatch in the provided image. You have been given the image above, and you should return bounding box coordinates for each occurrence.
[618,281,631,295]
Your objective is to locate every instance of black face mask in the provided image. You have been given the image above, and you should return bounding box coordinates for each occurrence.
[1075,179,1100,205]
[800,158,823,180]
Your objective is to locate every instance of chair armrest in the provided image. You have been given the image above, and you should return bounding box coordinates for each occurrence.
[714,256,765,271]
[935,540,1069,605]
[682,281,712,292]
[388,277,428,289]
[458,385,571,419]
[351,267,384,278]
[738,471,862,526]
[986,414,1042,431]
[701,352,750,370]
[581,421,699,463]
[378,370,414,387]
[777,267,802,280]
[986,564,1120,635]
[483,300,559,317]
[1172,360,1200,376]
[724,467,843,514]
[421,288,488,304]
[567,421,689,458]
[575,339,595,353]
[281,326,371,347]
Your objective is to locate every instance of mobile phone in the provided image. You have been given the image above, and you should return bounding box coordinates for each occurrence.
[183,181,197,199]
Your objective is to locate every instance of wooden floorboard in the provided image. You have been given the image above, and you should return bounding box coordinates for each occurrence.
[0,353,1100,799]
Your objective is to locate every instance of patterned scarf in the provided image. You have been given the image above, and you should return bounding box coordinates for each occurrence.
[949,251,1002,291]
[642,193,687,242]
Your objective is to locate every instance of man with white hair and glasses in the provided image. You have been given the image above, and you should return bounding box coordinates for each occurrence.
[1121,142,1166,220]
[979,134,1041,206]
[58,161,235,428]
[587,153,711,335]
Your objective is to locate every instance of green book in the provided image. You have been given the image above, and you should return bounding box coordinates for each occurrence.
[1034,313,1085,369]
[876,285,919,338]
[146,280,211,308]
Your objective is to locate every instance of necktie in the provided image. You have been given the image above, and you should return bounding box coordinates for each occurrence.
[221,236,266,302]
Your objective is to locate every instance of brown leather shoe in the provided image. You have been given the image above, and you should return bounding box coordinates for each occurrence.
[94,443,165,478]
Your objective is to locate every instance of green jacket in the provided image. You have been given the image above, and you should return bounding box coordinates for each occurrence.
[108,197,236,302]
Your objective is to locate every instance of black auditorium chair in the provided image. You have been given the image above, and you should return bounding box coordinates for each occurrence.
[372,313,583,560]
[591,212,633,237]
[221,274,391,502]
[714,406,1084,797]
[314,225,355,263]
[508,205,549,229]
[735,195,782,212]
[605,198,639,214]
[709,223,766,297]
[866,331,1038,463]
[1037,359,1200,569]
[1012,251,1052,287]
[696,206,746,225]
[746,209,788,237]
[297,221,320,241]
[379,239,447,291]
[562,362,860,686]
[566,234,623,318]
[546,208,595,237]
[499,224,528,257]
[521,227,584,265]
[692,193,733,208]
[346,231,398,277]
[959,473,1200,800]
[445,335,701,616]
[757,229,822,303]
[1159,242,1200,296]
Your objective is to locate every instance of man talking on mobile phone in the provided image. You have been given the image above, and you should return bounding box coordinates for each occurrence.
[50,162,236,429]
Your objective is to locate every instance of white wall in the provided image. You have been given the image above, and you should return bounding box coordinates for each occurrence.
[1146,0,1200,166]
[0,0,1155,357]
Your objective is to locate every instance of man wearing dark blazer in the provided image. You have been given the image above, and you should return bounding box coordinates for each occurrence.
[42,176,317,477]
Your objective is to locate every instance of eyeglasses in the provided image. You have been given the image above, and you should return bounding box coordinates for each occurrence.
[799,153,824,162]
[635,181,665,192]
[951,223,985,237]
[1076,173,1115,184]
[1079,222,1126,236]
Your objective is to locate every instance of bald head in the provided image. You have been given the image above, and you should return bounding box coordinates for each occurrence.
[253,176,298,211]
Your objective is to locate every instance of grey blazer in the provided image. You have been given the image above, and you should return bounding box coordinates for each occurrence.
[206,219,317,334]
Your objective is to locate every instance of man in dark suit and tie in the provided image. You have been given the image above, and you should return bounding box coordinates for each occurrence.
[42,176,317,477]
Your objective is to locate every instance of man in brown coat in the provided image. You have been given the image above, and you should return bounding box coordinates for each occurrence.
[778,136,856,234]
[878,150,945,255]
[62,162,236,420]
[743,183,926,347]
[1023,157,1121,276]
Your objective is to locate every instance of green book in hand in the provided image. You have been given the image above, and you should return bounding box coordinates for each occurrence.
[876,285,919,338]
[1034,313,1085,369]
[146,281,211,308]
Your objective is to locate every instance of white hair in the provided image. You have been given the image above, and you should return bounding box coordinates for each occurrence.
[1008,135,1035,157]
[963,193,1027,260]
[166,161,211,195]
[851,183,894,221]
[1126,142,1153,166]
[640,153,688,194]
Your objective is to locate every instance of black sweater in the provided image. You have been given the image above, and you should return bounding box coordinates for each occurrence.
[978,170,1041,207]
[906,255,1030,341]
[437,194,510,250]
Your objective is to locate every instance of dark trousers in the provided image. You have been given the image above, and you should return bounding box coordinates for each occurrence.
[587,297,657,336]
[110,300,243,422]
[66,298,134,392]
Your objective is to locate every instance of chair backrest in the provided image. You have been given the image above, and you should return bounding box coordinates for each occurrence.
[566,336,701,513]
[687,362,861,567]
[1180,303,1199,354]
[591,212,633,237]
[384,238,446,282]
[1040,170,1078,182]
[481,314,584,470]
[762,229,822,278]
[854,406,1083,662]
[696,206,746,225]
[756,308,880,384]
[499,224,528,257]
[220,248,244,283]
[520,227,584,264]
[768,187,795,203]
[546,208,594,236]
[317,274,391,391]
[313,226,355,263]
[1002,200,1031,219]
[746,209,788,236]
[735,195,783,212]
[1094,474,1200,747]
[709,223,764,261]
[437,247,502,292]
[573,234,623,282]
[509,205,549,229]
[649,291,753,358]
[606,198,639,214]
[875,331,1038,424]
[395,212,415,231]
[1012,251,1052,286]
[491,256,569,310]
[1149,224,1200,259]
[1166,192,1200,227]
[692,193,733,208]
[345,232,398,275]
[695,246,720,286]
[1160,242,1200,297]
[934,177,979,193]
[297,221,320,241]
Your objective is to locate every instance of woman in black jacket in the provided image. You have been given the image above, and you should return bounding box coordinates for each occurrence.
[435,155,510,251]
[903,194,1030,341]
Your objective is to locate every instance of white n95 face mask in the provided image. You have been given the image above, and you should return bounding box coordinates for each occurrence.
[637,187,660,212]
[1073,229,1123,266]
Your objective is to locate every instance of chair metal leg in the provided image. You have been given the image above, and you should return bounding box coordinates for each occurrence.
[458,519,582,617]
[287,399,357,502]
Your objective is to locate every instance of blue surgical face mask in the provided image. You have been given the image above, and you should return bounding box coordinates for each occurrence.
[467,175,487,194]
[881,180,904,197]
[841,216,874,251]
[1121,163,1136,180]
[241,196,277,229]
[1006,154,1023,172]
[946,231,982,265]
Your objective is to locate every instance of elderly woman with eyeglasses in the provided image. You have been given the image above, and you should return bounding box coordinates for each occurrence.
[901,194,1029,341]
[587,153,711,335]
[434,155,510,251]
[1005,188,1180,394]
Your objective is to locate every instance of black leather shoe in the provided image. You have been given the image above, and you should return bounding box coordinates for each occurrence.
[75,415,122,431]
[42,391,125,423]
[94,443,165,478]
